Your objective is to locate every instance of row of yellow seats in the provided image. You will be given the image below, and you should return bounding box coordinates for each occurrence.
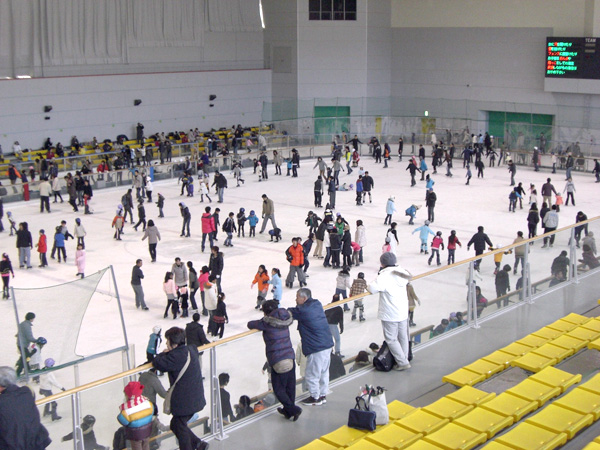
[443,313,599,387]
[584,436,600,450]
[299,365,588,450]
[484,371,600,450]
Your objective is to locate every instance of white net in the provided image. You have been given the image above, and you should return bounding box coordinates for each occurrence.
[0,267,128,379]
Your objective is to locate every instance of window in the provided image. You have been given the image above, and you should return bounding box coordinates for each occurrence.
[309,0,356,21]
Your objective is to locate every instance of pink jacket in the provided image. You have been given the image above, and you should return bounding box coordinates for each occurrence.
[201,213,215,234]
[198,272,210,292]
[75,249,86,272]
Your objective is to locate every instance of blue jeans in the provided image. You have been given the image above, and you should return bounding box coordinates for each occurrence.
[201,233,214,251]
[217,187,224,203]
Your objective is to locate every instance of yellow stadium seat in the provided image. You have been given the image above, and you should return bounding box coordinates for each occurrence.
[579,373,600,395]
[479,393,538,421]
[388,400,418,421]
[442,369,486,388]
[554,388,600,420]
[462,360,504,379]
[582,319,600,332]
[422,397,474,421]
[365,423,422,449]
[546,319,578,333]
[505,379,561,407]
[582,442,600,450]
[531,343,573,363]
[481,351,518,369]
[345,439,384,450]
[403,440,445,449]
[422,423,486,450]
[495,422,567,450]
[561,313,591,326]
[525,404,593,440]
[480,443,516,450]
[297,439,341,449]
[528,366,581,393]
[550,335,588,353]
[588,337,600,351]
[453,407,514,439]
[445,386,496,407]
[511,352,556,373]
[396,410,450,436]
[531,327,565,340]
[320,426,367,448]
[500,342,534,357]
[566,326,600,343]
[596,436,600,443]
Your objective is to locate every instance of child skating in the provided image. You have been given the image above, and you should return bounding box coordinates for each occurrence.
[405,204,420,225]
[75,244,85,278]
[349,272,367,321]
[156,193,165,218]
[248,210,259,237]
[384,196,396,225]
[237,208,247,237]
[36,229,48,267]
[428,231,444,266]
[465,164,472,185]
[412,220,435,254]
[447,230,462,265]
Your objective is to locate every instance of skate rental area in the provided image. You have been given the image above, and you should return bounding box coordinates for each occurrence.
[1,1,600,450]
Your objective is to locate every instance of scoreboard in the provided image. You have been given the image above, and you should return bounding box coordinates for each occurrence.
[546,37,600,79]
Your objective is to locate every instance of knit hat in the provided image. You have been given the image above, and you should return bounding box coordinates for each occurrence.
[380,252,397,267]
[124,381,144,398]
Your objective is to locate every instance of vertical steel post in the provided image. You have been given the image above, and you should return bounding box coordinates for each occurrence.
[110,265,131,370]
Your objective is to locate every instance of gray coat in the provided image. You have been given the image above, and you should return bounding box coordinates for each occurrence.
[142,226,161,245]
[172,263,188,286]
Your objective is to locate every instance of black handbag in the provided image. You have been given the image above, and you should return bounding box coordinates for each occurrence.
[348,396,376,431]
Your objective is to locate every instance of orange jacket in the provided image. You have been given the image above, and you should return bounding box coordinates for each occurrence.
[252,272,270,292]
[286,244,305,266]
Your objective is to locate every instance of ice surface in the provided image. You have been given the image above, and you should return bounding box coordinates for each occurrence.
[1,150,598,446]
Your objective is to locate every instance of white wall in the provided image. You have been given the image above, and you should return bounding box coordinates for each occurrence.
[391,0,587,36]
[0,69,271,152]
[296,0,369,99]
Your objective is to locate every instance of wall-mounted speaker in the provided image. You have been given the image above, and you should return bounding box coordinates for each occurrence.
[209,94,217,101]
[134,99,142,106]
[44,105,52,113]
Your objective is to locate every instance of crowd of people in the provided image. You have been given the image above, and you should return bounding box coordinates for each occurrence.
[1,127,599,450]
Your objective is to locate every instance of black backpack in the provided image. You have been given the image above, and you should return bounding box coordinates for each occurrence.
[373,340,413,372]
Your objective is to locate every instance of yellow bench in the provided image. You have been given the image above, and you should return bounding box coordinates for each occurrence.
[528,366,581,393]
[481,351,518,369]
[365,423,423,450]
[510,351,555,373]
[553,388,600,420]
[504,378,561,408]
[524,404,593,440]
[297,439,341,450]
[396,410,450,436]
[462,360,504,379]
[442,369,486,388]
[320,426,367,448]
[453,407,513,439]
[494,422,567,450]
[445,386,495,407]
[422,423,486,450]
[479,393,538,422]
[422,397,474,421]
[388,400,418,421]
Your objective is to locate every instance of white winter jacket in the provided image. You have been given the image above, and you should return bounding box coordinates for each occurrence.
[355,225,367,247]
[369,265,411,322]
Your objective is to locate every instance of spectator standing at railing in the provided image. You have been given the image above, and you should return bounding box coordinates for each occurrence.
[369,252,412,371]
[152,327,208,450]
[136,122,144,145]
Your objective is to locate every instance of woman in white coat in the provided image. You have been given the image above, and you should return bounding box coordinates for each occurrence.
[354,219,367,264]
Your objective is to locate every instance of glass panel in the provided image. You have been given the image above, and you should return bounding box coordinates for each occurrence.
[37,394,75,450]
[577,218,600,275]
[410,261,470,342]
[528,227,572,295]
[345,0,357,12]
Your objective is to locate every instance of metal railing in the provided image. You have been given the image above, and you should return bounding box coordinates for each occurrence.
[29,216,600,448]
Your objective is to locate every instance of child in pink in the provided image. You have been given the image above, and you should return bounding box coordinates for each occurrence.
[428,231,444,266]
[75,244,86,278]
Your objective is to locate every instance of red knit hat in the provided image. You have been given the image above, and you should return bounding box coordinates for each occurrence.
[124,381,144,398]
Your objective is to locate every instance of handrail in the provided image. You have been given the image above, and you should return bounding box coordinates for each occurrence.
[35,214,600,407]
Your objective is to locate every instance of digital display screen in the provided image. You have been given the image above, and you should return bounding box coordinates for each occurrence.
[546,37,600,79]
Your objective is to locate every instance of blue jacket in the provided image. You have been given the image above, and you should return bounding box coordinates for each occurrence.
[386,199,396,215]
[413,225,435,241]
[288,298,333,356]
[269,273,282,300]
[426,179,435,190]
[54,232,65,247]
[420,160,428,171]
[248,214,259,227]
[248,308,295,367]
[405,205,417,217]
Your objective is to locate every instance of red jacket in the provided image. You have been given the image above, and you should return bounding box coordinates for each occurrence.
[285,244,304,266]
[37,235,47,253]
[201,213,215,233]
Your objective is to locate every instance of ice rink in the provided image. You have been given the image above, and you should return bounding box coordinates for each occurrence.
[1,150,598,447]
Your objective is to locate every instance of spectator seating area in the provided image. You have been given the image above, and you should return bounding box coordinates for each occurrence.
[297,311,600,450]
